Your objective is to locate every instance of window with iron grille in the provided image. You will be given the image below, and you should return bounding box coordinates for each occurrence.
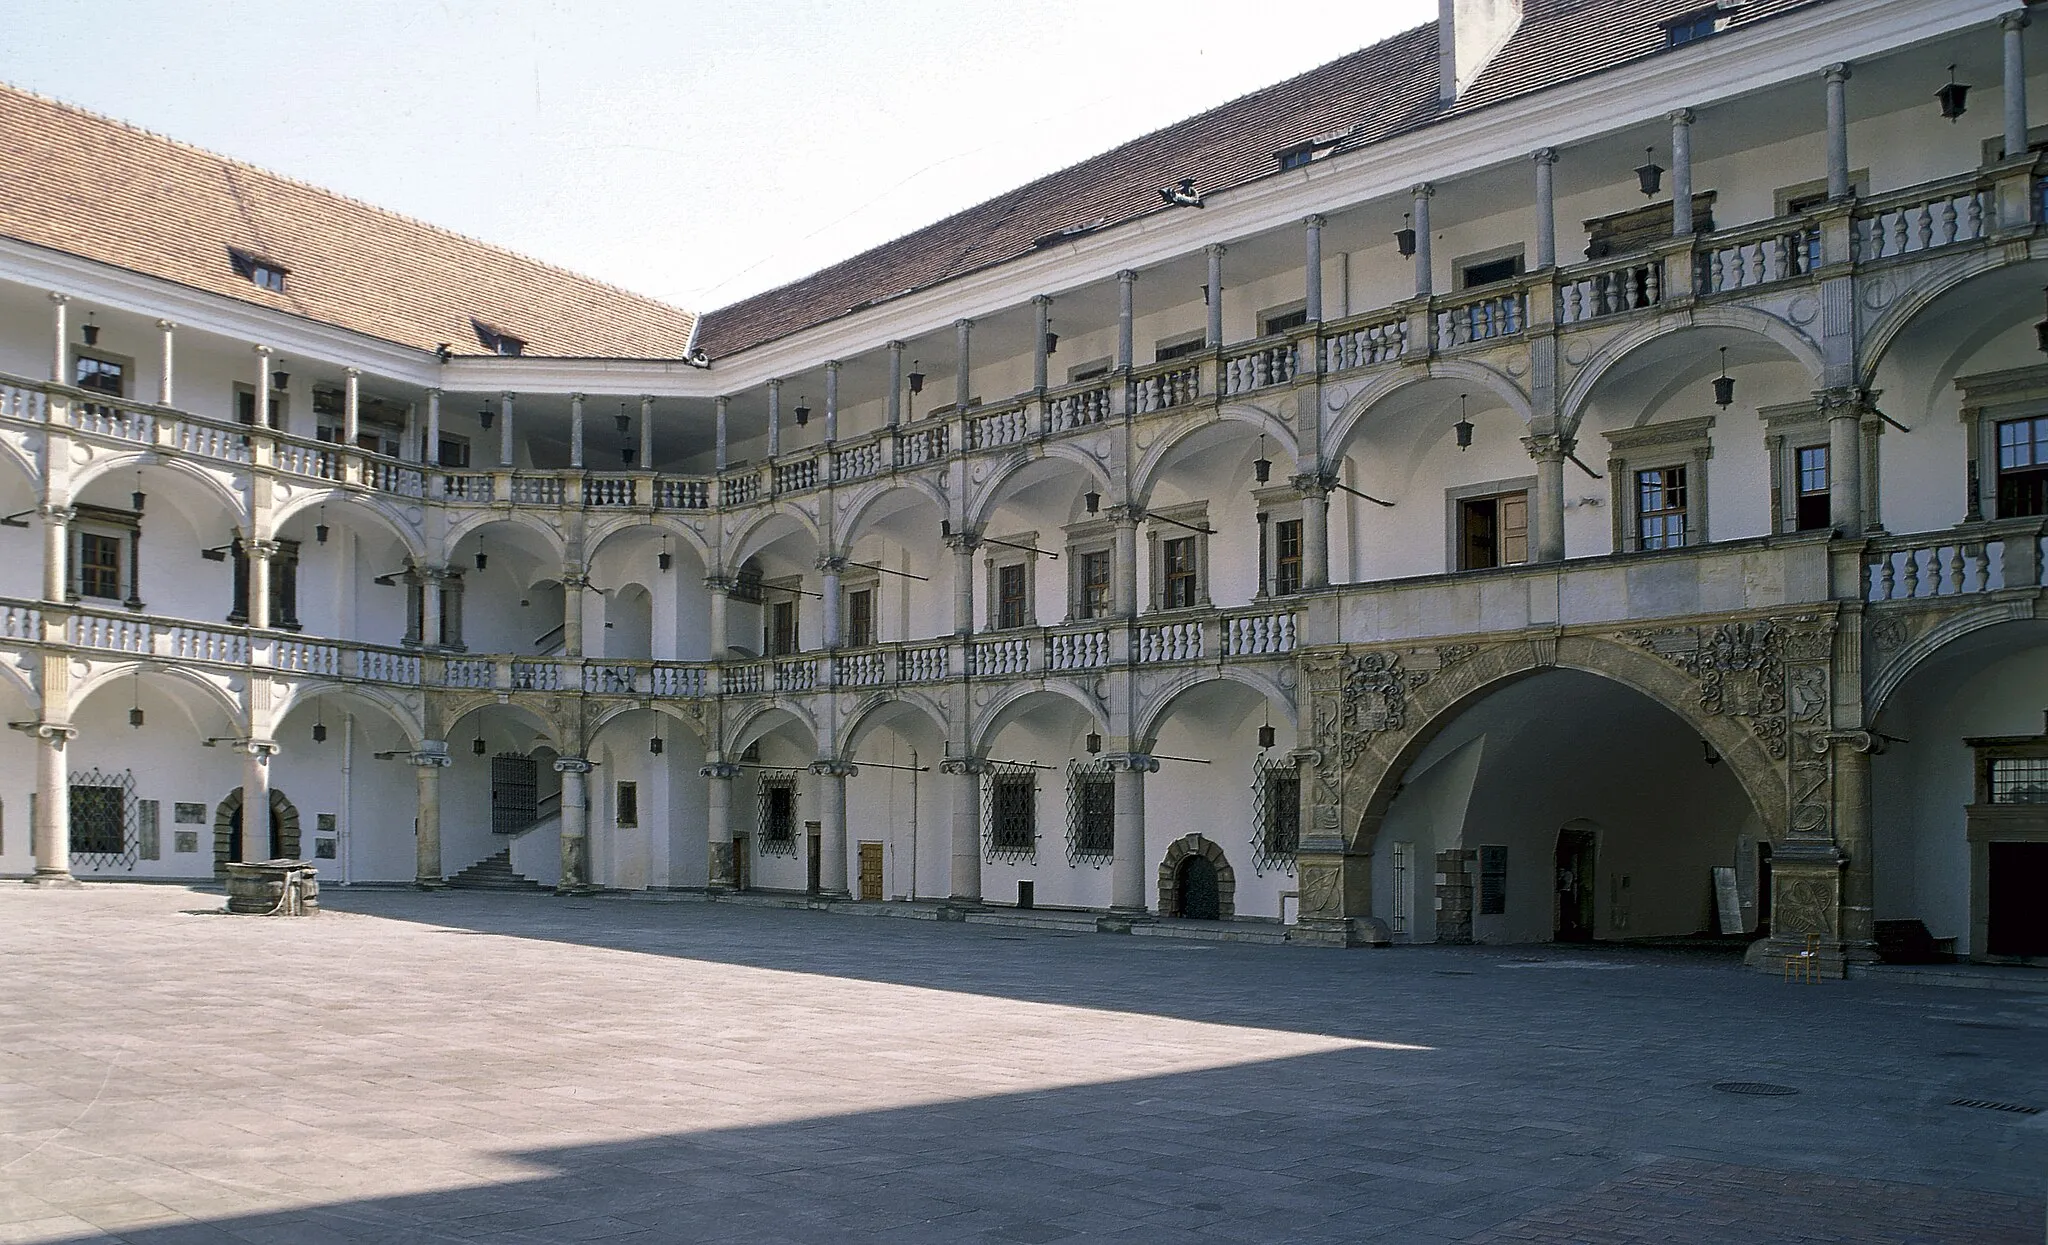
[1249,758,1299,874]
[1990,756,2048,804]
[757,772,800,856]
[1066,761,1114,865]
[1996,416,2048,519]
[984,766,1037,864]
[490,754,538,834]
[68,767,135,868]
[1636,467,1688,549]
[1479,844,1508,915]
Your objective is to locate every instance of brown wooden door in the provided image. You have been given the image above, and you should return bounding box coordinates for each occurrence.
[806,823,822,895]
[731,836,750,892]
[858,842,884,901]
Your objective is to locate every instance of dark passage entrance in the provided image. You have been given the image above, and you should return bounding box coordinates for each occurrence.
[1987,841,2048,957]
[228,804,281,863]
[1176,854,1220,920]
[1554,826,1596,942]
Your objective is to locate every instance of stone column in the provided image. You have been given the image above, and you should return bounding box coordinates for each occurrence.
[940,756,987,905]
[562,571,587,658]
[2006,10,2031,161]
[1411,184,1436,299]
[1303,216,1325,323]
[947,530,978,635]
[887,341,905,425]
[426,389,443,467]
[1115,271,1136,370]
[40,504,72,602]
[568,393,585,469]
[48,293,68,383]
[1108,753,1158,914]
[157,321,176,406]
[240,741,277,862]
[342,368,361,447]
[1670,109,1696,236]
[411,743,451,888]
[1823,387,1865,537]
[818,555,845,648]
[702,759,740,888]
[1830,732,1880,958]
[1294,475,1332,591]
[714,396,730,469]
[1524,433,1572,564]
[24,722,77,886]
[639,395,655,468]
[419,565,444,650]
[822,362,840,442]
[254,345,273,429]
[811,759,855,898]
[954,319,973,411]
[247,539,276,630]
[767,378,782,458]
[1532,149,1557,269]
[1031,298,1052,391]
[1112,507,1139,616]
[555,757,593,894]
[706,575,731,658]
[1824,64,1852,201]
[498,392,516,467]
[1205,245,1226,344]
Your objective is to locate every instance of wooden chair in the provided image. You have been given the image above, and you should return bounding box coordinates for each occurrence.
[1784,932,1824,983]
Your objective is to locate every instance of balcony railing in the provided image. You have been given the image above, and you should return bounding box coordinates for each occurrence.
[1852,174,1994,262]
[1864,519,2046,603]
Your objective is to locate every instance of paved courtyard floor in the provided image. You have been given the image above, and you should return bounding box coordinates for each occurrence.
[1,884,2044,1244]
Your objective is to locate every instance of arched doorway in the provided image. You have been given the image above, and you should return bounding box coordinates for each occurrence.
[1178,855,1221,919]
[213,788,302,874]
[1158,834,1236,919]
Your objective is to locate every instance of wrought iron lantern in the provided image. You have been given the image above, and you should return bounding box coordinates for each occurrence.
[793,397,810,426]
[1635,147,1664,197]
[81,314,100,346]
[478,403,495,430]
[1937,66,1970,122]
[1453,394,1474,450]
[1394,213,1416,258]
[472,737,487,756]
[907,363,925,395]
[1712,346,1735,408]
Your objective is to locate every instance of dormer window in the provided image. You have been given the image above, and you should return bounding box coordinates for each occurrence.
[1665,6,1728,46]
[227,247,287,292]
[1274,128,1352,171]
[471,319,526,357]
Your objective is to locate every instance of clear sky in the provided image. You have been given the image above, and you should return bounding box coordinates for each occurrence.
[0,1,1437,312]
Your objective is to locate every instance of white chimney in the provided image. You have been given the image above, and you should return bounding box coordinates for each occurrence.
[1439,0,1524,105]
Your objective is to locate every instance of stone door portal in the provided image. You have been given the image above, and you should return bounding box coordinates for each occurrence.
[1177,854,1220,920]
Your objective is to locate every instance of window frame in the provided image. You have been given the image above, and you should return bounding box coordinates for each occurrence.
[1064,518,1115,622]
[1445,478,1534,571]
[984,768,1038,863]
[1253,483,1304,598]
[1453,245,1525,291]
[1604,416,1715,552]
[616,780,639,828]
[842,575,878,648]
[70,502,142,609]
[1759,398,1880,534]
[1258,302,1309,338]
[982,532,1040,631]
[1145,503,1210,613]
[71,347,133,400]
[1952,366,2048,523]
[1153,331,1208,364]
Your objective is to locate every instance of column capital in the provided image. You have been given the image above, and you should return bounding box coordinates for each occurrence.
[552,757,595,775]
[1531,147,1558,166]
[560,570,590,590]
[245,538,281,559]
[700,760,743,780]
[408,743,454,769]
[1410,182,1436,199]
[823,360,840,373]
[1101,753,1160,774]
[1302,214,1326,229]
[1815,385,1874,416]
[47,291,70,305]
[344,366,361,378]
[235,739,280,758]
[1810,729,1885,756]
[944,529,982,553]
[426,387,444,399]
[809,759,859,779]
[886,338,908,349]
[1823,62,1851,84]
[253,343,274,358]
[2004,9,2031,31]
[704,572,737,593]
[499,390,517,402]
[714,394,730,407]
[816,554,849,574]
[1668,107,1696,126]
[1115,269,1138,284]
[155,318,177,331]
[8,720,77,745]
[954,316,975,330]
[38,503,75,524]
[1290,471,1335,500]
[1522,433,1576,462]
[1029,294,1053,309]
[1204,242,1228,258]
[640,393,655,406]
[939,755,991,776]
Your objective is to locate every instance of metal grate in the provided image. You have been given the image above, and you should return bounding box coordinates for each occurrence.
[490,754,539,833]
[1952,1097,2041,1115]
[1988,756,2048,804]
[1065,761,1113,866]
[983,764,1037,864]
[755,770,800,857]
[1248,758,1298,875]
[69,767,137,871]
[1711,1081,1798,1096]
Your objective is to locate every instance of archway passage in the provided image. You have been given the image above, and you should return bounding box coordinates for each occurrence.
[1178,855,1221,919]
[1158,835,1235,919]
[1367,668,1769,947]
[213,789,302,874]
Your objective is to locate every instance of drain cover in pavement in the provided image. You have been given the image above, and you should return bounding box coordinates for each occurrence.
[1951,1097,2041,1115]
[1712,1081,1799,1096]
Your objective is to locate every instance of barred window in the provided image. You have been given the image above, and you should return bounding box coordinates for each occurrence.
[70,783,125,856]
[1066,762,1114,865]
[1250,759,1299,874]
[1479,844,1508,916]
[984,767,1037,863]
[1990,756,2048,804]
[757,772,800,856]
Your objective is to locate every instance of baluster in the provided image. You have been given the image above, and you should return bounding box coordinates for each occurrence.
[1901,548,1922,598]
[1873,553,1895,601]
[1944,544,1965,595]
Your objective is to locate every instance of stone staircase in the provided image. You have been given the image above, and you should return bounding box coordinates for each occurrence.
[445,848,546,893]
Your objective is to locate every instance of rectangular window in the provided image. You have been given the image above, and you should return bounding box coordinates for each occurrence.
[1458,492,1529,570]
[70,783,124,855]
[996,563,1028,630]
[489,754,539,834]
[1665,9,1721,45]
[1996,415,2048,519]
[1070,769,1114,860]
[1263,768,1299,861]
[768,599,798,657]
[761,778,797,847]
[1162,536,1198,609]
[845,587,874,648]
[1077,550,1111,619]
[1990,756,2048,804]
[234,388,285,429]
[229,539,302,629]
[1461,255,1523,289]
[1479,844,1508,916]
[1636,467,1689,549]
[78,533,122,600]
[75,355,125,397]
[1273,519,1304,595]
[1795,445,1832,531]
[436,435,471,468]
[1261,306,1309,337]
[1155,335,1207,363]
[616,781,638,828]
[989,772,1036,856]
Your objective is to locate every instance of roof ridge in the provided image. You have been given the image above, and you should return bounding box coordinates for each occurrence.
[0,79,697,322]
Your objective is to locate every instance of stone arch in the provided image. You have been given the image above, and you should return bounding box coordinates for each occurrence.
[1335,634,1786,863]
[587,698,709,744]
[66,451,246,521]
[435,697,566,751]
[1135,667,1292,748]
[1326,359,1532,461]
[965,445,1113,532]
[269,488,427,563]
[841,689,948,759]
[0,425,42,484]
[835,477,949,557]
[1157,834,1236,919]
[273,681,425,747]
[1857,248,2026,391]
[1131,407,1300,511]
[584,514,713,568]
[212,785,302,875]
[1866,602,2040,720]
[1558,306,1825,438]
[724,506,821,574]
[725,701,819,757]
[971,682,1105,755]
[69,660,242,727]
[441,510,565,564]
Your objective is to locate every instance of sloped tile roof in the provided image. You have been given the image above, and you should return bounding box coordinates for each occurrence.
[697,0,1822,359]
[0,83,698,359]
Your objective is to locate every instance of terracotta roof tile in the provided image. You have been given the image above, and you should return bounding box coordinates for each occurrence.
[697,0,1824,359]
[0,83,698,358]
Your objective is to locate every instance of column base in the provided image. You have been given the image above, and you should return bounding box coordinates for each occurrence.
[24,869,81,888]
[814,888,851,903]
[935,900,980,922]
[412,879,448,892]
[1096,910,1155,934]
[1286,916,1391,947]
[554,884,600,898]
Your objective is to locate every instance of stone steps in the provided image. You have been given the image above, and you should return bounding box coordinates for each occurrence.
[445,848,546,893]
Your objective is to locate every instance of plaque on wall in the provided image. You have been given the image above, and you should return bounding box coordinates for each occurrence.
[174,802,207,824]
[173,831,199,854]
[314,837,337,860]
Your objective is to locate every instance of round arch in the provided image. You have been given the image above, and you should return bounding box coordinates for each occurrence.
[587,699,709,744]
[841,689,948,760]
[69,660,242,727]
[272,682,426,747]
[1157,834,1236,919]
[1857,250,2036,391]
[965,445,1113,533]
[211,785,301,873]
[725,701,819,757]
[441,510,566,564]
[835,478,949,558]
[270,489,428,564]
[437,697,565,751]
[1867,606,2045,722]
[971,683,1104,755]
[0,426,41,485]
[67,451,246,522]
[724,508,821,574]
[1326,359,1532,462]
[1558,306,1824,436]
[1135,667,1293,747]
[1130,409,1297,512]
[584,514,712,568]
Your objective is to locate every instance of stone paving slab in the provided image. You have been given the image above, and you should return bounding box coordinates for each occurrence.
[0,884,2044,1243]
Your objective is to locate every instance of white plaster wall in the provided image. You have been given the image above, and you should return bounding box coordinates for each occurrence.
[742,729,819,893]
[841,719,948,900]
[65,676,243,880]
